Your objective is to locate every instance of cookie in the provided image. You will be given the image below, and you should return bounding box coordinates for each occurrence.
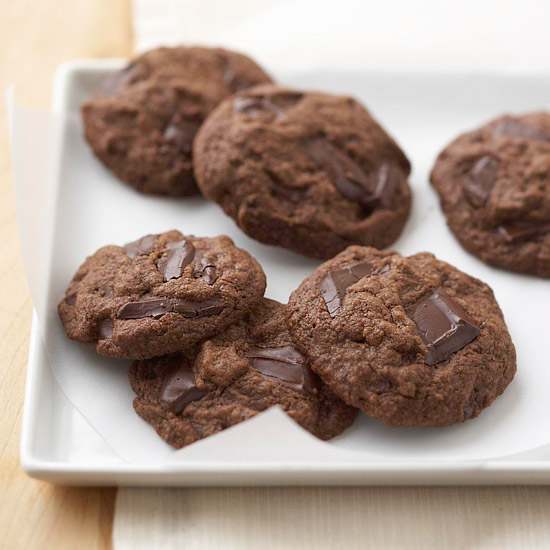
[129,299,357,448]
[286,246,516,427]
[193,84,411,259]
[82,47,273,196]
[431,112,550,277]
[58,231,266,359]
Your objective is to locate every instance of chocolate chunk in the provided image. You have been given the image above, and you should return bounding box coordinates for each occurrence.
[159,355,206,414]
[497,223,550,244]
[307,138,370,204]
[406,287,480,365]
[64,292,77,306]
[100,62,137,96]
[124,234,158,259]
[320,261,375,317]
[157,240,195,281]
[97,318,114,340]
[234,92,302,120]
[461,156,500,208]
[307,139,397,211]
[163,119,200,153]
[117,295,224,320]
[266,168,307,203]
[193,252,217,285]
[246,346,321,396]
[493,119,550,142]
[359,164,400,211]
[223,66,251,92]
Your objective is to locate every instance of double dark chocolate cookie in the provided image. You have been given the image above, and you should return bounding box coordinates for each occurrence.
[287,246,516,427]
[82,47,273,196]
[129,299,357,448]
[194,84,411,259]
[58,231,266,359]
[431,112,550,277]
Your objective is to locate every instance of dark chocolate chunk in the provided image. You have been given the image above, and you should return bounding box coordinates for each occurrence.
[320,261,374,317]
[193,252,217,285]
[97,318,114,340]
[307,138,370,204]
[163,119,200,153]
[246,346,321,396]
[461,156,500,208]
[64,292,77,306]
[157,240,195,281]
[492,119,550,142]
[359,164,400,211]
[497,223,550,244]
[100,62,137,96]
[118,295,224,320]
[307,139,397,212]
[266,168,307,203]
[234,92,302,120]
[159,355,206,414]
[406,287,480,365]
[223,66,251,93]
[124,234,158,259]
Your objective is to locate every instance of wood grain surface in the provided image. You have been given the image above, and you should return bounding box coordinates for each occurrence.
[0,1,132,549]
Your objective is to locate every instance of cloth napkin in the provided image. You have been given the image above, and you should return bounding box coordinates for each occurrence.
[114,1,550,548]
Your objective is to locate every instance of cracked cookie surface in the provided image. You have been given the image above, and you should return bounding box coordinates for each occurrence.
[58,231,266,359]
[286,246,516,427]
[431,112,550,277]
[82,47,273,196]
[129,299,357,448]
[194,84,411,259]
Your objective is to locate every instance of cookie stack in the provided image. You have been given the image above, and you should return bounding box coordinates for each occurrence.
[59,45,550,449]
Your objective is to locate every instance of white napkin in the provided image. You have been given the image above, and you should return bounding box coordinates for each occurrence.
[114,1,550,547]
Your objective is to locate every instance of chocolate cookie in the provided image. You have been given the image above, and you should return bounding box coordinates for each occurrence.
[82,47,273,196]
[431,112,550,277]
[129,299,357,448]
[286,246,516,427]
[193,84,411,259]
[58,231,266,359]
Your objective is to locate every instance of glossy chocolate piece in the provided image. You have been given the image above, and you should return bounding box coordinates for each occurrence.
[193,252,217,285]
[246,346,320,396]
[64,292,77,306]
[124,234,158,259]
[497,223,550,244]
[307,139,398,211]
[320,261,374,317]
[461,156,500,208]
[234,92,302,120]
[223,66,251,92]
[118,295,224,320]
[359,164,400,211]
[406,287,480,365]
[97,318,113,340]
[159,355,206,414]
[163,119,200,153]
[157,240,195,281]
[492,119,550,143]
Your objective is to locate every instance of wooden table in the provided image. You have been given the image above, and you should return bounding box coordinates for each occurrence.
[0,2,131,548]
[2,2,550,549]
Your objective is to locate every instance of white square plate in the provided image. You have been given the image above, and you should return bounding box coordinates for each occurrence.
[18,61,550,485]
